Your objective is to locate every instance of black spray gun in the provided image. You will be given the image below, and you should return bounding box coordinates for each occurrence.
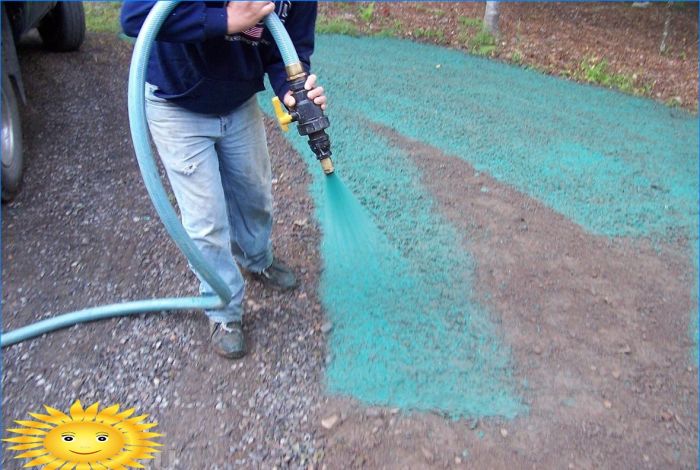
[271,62,334,175]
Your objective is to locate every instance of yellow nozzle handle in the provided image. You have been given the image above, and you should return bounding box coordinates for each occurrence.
[271,96,293,132]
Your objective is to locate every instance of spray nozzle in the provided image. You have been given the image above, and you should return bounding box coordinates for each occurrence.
[271,66,334,175]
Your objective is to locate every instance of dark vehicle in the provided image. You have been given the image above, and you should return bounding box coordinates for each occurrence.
[2,1,85,201]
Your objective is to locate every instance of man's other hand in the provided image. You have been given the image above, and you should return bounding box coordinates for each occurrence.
[284,74,327,111]
[226,2,275,35]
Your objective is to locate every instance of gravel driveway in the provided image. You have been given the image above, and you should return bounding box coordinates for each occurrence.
[2,33,331,469]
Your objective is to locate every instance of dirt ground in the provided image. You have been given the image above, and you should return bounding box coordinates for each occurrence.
[320,2,699,110]
[2,22,698,470]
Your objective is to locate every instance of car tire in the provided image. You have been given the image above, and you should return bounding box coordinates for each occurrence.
[38,1,85,52]
[2,74,23,202]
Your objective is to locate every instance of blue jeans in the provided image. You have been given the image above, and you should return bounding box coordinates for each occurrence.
[145,84,273,323]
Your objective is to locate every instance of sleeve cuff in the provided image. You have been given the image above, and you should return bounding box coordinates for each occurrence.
[203,7,228,39]
[276,83,290,103]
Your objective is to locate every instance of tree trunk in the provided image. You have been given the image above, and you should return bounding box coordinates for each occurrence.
[659,1,671,54]
[484,2,500,37]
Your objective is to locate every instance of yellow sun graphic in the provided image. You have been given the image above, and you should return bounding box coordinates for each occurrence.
[3,400,162,469]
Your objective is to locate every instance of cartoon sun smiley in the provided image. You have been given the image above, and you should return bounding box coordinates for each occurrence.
[4,400,162,469]
[44,421,125,462]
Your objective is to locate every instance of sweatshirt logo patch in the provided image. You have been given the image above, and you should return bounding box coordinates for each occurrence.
[242,24,264,40]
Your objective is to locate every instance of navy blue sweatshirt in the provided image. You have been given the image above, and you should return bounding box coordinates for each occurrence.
[121,1,316,115]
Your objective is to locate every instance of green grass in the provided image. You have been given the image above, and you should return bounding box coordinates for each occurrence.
[576,57,652,96]
[666,96,683,108]
[458,16,483,28]
[412,27,445,42]
[511,50,523,65]
[374,20,404,38]
[358,3,375,23]
[457,17,496,57]
[469,30,497,56]
[84,2,122,34]
[316,16,360,36]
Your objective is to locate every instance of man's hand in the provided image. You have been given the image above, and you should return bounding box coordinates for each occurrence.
[226,1,275,35]
[284,74,327,111]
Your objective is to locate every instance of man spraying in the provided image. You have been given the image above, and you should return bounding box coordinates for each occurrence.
[121,1,327,359]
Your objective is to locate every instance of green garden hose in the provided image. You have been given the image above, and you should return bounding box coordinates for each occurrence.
[2,1,305,347]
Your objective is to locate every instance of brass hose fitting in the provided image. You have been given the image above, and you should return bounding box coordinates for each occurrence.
[271,62,334,175]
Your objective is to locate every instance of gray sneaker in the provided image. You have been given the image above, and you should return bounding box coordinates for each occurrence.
[253,258,298,291]
[210,321,246,359]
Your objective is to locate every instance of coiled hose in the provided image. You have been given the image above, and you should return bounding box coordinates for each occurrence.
[1,2,302,347]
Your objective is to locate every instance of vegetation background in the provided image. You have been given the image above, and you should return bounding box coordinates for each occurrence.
[85,1,698,110]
